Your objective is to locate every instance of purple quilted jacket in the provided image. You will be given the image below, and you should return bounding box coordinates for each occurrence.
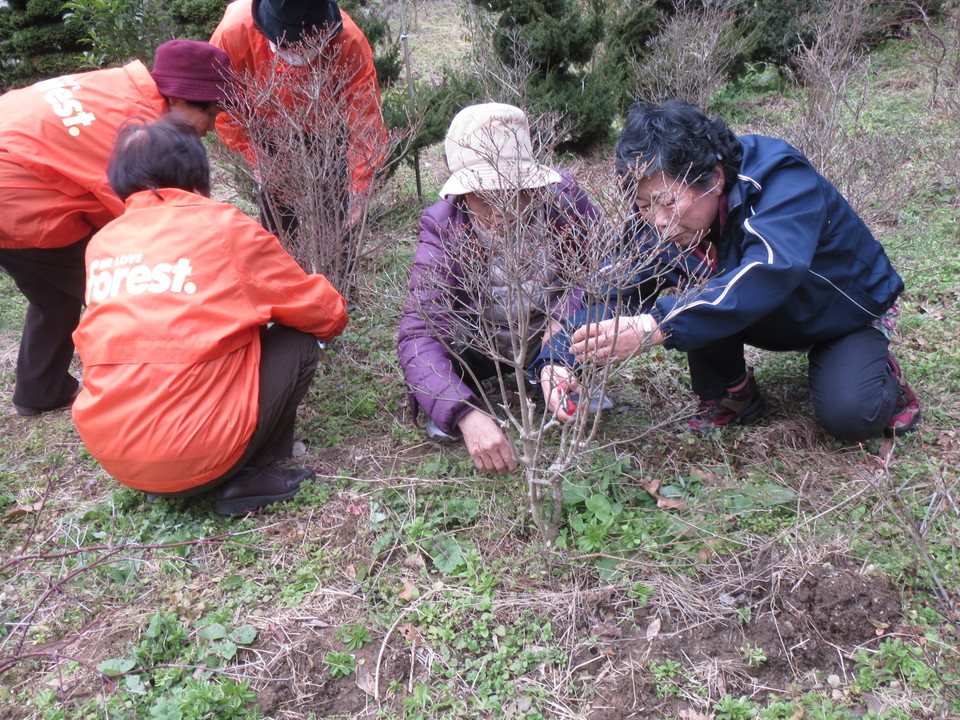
[397,170,604,435]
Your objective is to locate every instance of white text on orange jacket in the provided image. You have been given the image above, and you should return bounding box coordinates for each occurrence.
[87,256,197,304]
[35,76,97,137]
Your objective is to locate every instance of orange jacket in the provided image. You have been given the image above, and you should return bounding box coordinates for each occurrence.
[0,62,167,249]
[72,188,348,493]
[210,0,386,194]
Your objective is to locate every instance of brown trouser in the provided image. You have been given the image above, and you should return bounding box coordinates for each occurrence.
[157,323,320,498]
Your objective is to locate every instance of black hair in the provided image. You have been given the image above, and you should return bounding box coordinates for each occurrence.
[108,115,211,202]
[615,99,743,192]
[183,99,220,112]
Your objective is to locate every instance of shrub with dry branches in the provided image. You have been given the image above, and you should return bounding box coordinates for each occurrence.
[630,0,746,109]
[913,1,960,191]
[214,30,399,303]
[398,109,689,542]
[456,8,576,148]
[774,0,918,223]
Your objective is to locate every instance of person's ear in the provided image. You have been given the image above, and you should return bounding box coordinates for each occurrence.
[711,164,725,194]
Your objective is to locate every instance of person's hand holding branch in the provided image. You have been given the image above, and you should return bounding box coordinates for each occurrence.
[457,409,518,475]
[539,364,580,421]
[570,314,662,365]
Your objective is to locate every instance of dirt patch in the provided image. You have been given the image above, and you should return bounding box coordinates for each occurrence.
[748,564,901,676]
[583,560,903,719]
[0,607,145,718]
[247,617,412,718]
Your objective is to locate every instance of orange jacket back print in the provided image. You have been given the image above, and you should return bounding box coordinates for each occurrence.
[0,62,167,249]
[72,188,348,493]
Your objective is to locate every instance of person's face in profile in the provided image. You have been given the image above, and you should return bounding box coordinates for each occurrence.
[167,98,222,137]
[463,190,533,237]
[634,167,723,248]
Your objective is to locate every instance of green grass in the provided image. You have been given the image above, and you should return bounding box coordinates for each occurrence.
[2,22,960,720]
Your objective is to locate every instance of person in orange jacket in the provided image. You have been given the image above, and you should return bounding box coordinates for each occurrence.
[72,115,349,515]
[0,39,233,416]
[210,0,387,236]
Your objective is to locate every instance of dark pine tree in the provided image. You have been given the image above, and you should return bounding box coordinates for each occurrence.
[469,0,617,148]
[0,0,86,91]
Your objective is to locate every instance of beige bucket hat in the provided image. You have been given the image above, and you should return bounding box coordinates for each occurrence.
[439,103,561,198]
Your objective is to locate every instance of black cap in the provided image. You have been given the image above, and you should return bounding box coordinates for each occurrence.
[252,0,343,46]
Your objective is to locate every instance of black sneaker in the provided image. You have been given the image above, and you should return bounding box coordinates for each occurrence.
[687,370,767,432]
[14,380,82,417]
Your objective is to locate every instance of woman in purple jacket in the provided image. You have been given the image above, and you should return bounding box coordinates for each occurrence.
[397,103,604,474]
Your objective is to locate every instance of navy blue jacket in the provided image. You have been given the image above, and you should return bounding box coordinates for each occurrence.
[533,134,903,374]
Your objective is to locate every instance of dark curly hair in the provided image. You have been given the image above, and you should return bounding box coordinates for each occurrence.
[615,100,742,192]
[108,115,211,202]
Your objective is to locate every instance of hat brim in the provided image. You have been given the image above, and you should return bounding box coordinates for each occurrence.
[157,77,231,104]
[439,163,561,198]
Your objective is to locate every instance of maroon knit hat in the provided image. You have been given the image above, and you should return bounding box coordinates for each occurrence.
[150,39,233,103]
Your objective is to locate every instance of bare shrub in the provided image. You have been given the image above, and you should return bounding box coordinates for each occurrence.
[772,0,918,223]
[214,30,400,303]
[629,0,746,109]
[913,1,960,106]
[913,1,960,191]
[457,6,577,145]
[402,128,706,542]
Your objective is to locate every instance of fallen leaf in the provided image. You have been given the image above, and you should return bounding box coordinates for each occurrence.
[354,661,377,696]
[678,708,711,720]
[639,477,687,511]
[398,578,418,602]
[398,622,423,645]
[402,553,426,570]
[644,616,661,641]
[640,477,662,494]
[656,496,688,511]
[863,691,883,714]
[593,621,622,643]
[877,438,895,463]
[1,501,43,520]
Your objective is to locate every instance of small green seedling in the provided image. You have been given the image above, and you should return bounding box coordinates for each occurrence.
[335,623,373,650]
[324,651,357,678]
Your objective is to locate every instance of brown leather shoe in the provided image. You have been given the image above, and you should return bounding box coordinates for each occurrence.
[214,464,314,516]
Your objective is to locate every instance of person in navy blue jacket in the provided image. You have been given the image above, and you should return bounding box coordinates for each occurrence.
[536,99,919,441]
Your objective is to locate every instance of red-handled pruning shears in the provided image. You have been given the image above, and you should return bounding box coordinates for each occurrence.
[556,380,577,415]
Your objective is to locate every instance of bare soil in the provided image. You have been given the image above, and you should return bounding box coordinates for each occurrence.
[585,559,903,719]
